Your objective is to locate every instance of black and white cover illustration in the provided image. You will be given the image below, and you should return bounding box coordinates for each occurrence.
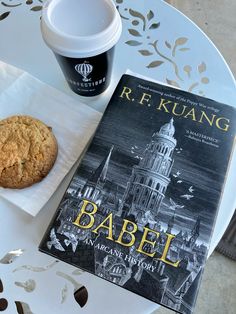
[39,75,236,314]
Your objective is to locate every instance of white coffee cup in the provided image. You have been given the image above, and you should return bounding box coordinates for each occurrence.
[41,0,122,96]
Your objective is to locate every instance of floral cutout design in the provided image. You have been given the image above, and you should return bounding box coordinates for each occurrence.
[0,279,8,311]
[0,249,24,264]
[15,280,36,293]
[0,277,34,313]
[56,271,88,307]
[116,0,210,95]
[0,0,42,21]
[0,247,85,313]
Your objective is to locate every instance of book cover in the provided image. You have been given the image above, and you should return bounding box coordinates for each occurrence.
[39,74,236,313]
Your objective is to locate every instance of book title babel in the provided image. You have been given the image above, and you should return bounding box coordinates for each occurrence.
[73,198,179,267]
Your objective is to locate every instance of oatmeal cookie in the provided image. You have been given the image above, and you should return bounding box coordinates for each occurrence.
[0,115,58,189]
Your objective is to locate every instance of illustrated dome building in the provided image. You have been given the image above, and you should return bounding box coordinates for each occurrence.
[122,118,177,220]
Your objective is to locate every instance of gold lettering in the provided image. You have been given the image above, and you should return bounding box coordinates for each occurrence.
[184,108,197,121]
[137,227,160,257]
[199,111,216,126]
[172,103,187,116]
[159,233,180,267]
[139,93,152,105]
[119,86,132,100]
[116,219,137,247]
[157,98,172,113]
[73,200,97,229]
[216,117,230,131]
[92,213,114,241]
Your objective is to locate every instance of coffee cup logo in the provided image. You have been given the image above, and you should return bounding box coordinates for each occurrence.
[75,62,93,82]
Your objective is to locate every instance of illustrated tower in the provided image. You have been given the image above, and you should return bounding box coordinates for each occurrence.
[81,146,113,206]
[122,118,177,220]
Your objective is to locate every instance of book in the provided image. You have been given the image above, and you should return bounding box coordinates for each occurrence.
[39,73,236,313]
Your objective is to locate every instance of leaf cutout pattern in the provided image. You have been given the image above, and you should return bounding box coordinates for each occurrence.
[116,6,129,20]
[172,37,189,57]
[175,37,188,46]
[15,279,36,292]
[56,271,83,291]
[74,286,88,308]
[201,77,209,84]
[61,284,68,304]
[72,269,84,275]
[183,65,192,78]
[166,78,180,88]
[128,28,142,37]
[188,82,199,92]
[147,10,154,21]
[13,260,59,272]
[15,301,33,314]
[0,249,24,264]
[149,40,183,81]
[139,49,153,56]
[129,8,146,31]
[147,60,164,68]
[149,22,160,29]
[30,5,42,11]
[0,11,10,20]
[1,2,22,7]
[125,40,142,46]
[165,41,172,49]
[179,48,190,52]
[132,20,139,26]
[129,8,145,20]
[198,62,206,73]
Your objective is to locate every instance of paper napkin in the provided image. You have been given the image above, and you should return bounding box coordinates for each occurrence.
[0,61,102,216]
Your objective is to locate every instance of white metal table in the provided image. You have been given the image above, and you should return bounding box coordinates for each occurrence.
[0,0,235,313]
